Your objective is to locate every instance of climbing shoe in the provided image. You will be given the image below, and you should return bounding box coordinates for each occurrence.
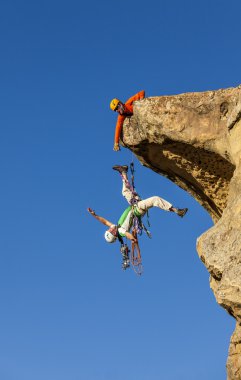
[177,208,188,217]
[112,165,128,173]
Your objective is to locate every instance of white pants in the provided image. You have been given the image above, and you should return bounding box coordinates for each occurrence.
[122,179,172,215]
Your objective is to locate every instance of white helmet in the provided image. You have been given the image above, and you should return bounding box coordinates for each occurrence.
[104,230,117,243]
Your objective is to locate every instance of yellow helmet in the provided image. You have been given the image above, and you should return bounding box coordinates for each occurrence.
[110,98,120,111]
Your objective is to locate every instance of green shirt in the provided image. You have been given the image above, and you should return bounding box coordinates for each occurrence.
[117,205,142,237]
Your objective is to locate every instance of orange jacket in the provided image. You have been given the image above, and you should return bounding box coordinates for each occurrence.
[114,90,145,145]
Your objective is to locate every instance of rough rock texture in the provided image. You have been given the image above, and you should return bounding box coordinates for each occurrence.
[121,85,241,380]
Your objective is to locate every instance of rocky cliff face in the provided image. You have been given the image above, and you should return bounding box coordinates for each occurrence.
[121,85,241,380]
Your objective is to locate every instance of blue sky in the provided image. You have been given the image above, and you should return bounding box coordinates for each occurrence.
[0,0,240,379]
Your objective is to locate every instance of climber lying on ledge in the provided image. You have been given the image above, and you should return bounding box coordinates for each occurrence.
[110,90,145,151]
[87,165,188,244]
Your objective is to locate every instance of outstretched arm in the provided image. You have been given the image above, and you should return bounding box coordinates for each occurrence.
[113,114,125,150]
[87,208,113,227]
[126,90,145,105]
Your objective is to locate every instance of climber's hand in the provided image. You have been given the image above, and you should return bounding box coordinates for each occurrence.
[87,208,96,216]
[113,143,120,151]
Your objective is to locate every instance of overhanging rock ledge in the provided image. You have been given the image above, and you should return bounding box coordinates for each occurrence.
[121,85,241,380]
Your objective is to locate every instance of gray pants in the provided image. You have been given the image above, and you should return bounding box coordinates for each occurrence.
[122,179,172,216]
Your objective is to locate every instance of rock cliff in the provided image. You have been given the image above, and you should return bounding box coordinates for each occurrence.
[121,85,241,380]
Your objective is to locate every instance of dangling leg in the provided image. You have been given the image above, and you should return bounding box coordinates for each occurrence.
[137,196,188,217]
[121,170,133,204]
[112,165,141,205]
[137,196,172,213]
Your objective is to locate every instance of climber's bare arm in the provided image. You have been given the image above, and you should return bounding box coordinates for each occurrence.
[125,231,137,243]
[87,208,113,227]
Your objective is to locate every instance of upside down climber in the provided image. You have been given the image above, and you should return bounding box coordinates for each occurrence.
[87,165,188,244]
[110,90,145,151]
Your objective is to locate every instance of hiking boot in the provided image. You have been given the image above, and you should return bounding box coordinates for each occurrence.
[177,208,188,217]
[112,165,128,173]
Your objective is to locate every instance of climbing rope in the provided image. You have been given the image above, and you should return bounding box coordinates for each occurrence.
[130,229,143,276]
[119,229,143,275]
